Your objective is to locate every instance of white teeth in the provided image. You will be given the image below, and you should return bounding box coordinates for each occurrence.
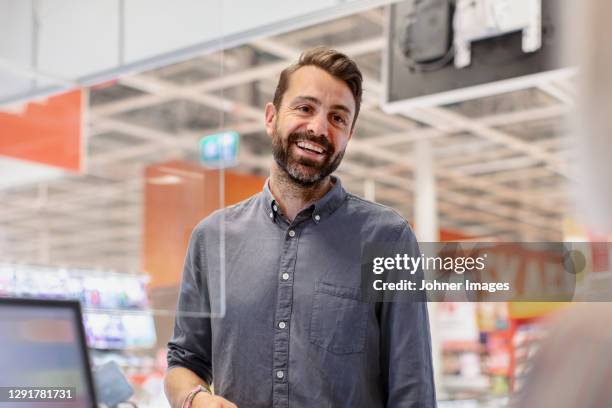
[297,141,324,153]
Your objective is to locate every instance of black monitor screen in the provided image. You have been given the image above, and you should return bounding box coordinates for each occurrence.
[0,298,96,407]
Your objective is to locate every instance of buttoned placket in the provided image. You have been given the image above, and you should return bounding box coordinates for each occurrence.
[270,205,320,408]
[271,217,296,408]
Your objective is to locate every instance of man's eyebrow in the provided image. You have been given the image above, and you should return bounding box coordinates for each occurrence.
[291,95,321,106]
[291,95,352,115]
[330,104,352,115]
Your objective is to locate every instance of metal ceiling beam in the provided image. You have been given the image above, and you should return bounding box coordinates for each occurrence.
[0,180,142,219]
[89,121,262,165]
[91,36,386,120]
[367,104,568,149]
[405,106,568,177]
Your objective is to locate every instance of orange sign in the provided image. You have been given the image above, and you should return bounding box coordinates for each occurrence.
[0,89,83,172]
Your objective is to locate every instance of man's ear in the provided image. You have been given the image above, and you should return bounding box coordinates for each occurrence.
[264,103,277,138]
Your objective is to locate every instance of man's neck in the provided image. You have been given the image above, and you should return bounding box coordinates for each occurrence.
[269,164,334,222]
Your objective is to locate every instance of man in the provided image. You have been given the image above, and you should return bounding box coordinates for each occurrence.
[165,47,436,408]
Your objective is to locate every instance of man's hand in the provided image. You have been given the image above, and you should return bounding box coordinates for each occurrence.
[192,392,238,408]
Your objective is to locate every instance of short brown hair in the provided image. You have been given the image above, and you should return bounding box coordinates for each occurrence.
[272,47,363,129]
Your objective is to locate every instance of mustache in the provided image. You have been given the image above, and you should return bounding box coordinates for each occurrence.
[287,132,333,153]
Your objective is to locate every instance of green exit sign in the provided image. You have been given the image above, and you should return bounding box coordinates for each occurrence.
[199,131,240,168]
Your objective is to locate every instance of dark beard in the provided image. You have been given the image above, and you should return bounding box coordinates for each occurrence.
[271,129,345,187]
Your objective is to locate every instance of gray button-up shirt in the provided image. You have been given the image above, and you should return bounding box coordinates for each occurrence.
[167,177,436,407]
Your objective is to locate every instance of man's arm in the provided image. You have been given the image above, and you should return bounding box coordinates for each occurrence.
[164,224,237,408]
[379,223,436,408]
[165,366,205,407]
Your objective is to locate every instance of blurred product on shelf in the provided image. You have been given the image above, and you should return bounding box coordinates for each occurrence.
[512,303,612,407]
[0,263,156,350]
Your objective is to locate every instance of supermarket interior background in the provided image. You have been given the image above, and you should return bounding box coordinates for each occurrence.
[1,0,611,407]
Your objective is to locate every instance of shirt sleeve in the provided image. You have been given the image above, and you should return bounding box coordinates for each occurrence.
[379,223,437,408]
[167,224,213,385]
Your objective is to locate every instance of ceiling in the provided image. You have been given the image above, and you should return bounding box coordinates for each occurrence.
[0,7,575,273]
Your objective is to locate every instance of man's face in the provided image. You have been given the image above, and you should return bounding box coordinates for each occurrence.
[265,65,356,186]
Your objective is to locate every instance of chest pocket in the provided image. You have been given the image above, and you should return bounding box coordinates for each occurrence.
[309,280,369,354]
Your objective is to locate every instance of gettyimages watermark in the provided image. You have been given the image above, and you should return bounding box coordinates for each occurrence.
[360,242,609,302]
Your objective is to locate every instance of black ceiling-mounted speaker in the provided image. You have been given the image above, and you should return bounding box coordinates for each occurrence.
[400,0,453,64]
[383,0,573,112]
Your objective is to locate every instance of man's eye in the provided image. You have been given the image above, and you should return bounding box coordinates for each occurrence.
[297,105,311,113]
[333,115,347,125]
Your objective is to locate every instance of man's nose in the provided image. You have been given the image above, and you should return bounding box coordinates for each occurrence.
[306,112,329,138]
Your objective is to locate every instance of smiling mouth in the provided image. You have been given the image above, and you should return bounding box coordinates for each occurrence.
[295,140,326,155]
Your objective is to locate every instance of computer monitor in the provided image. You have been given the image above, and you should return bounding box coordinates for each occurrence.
[0,297,97,408]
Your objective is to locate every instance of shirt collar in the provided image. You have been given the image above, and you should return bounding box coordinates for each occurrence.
[261,175,347,223]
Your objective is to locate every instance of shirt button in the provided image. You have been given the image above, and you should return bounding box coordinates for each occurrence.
[281,273,290,281]
[288,230,296,238]
[314,214,321,221]
[276,370,284,379]
[278,321,287,329]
